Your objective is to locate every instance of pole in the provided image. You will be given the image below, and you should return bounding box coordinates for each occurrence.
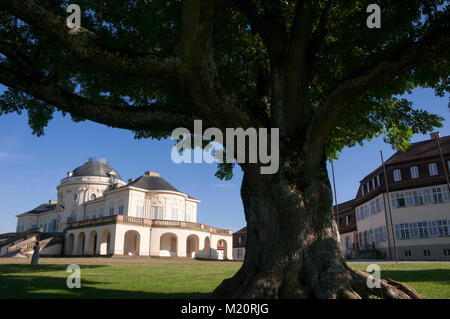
[380,150,399,263]
[331,161,340,231]
[431,132,450,192]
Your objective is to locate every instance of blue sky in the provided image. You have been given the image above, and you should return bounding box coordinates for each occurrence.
[0,87,448,234]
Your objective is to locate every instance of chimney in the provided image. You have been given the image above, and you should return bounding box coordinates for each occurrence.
[128,178,134,183]
[48,200,57,204]
[67,171,73,177]
[144,171,160,177]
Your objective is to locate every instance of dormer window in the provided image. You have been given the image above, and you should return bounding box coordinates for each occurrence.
[376,175,381,186]
[91,194,96,200]
[372,178,375,189]
[429,163,438,176]
[366,181,370,192]
[393,169,402,182]
[361,185,365,196]
[410,166,419,179]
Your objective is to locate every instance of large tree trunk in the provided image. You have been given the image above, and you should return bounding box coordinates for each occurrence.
[212,159,424,299]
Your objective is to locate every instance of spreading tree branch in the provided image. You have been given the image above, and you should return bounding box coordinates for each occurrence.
[0,45,194,133]
[308,0,333,72]
[0,0,180,80]
[179,0,216,72]
[232,0,287,61]
[306,19,450,162]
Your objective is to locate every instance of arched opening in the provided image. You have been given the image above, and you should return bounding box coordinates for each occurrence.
[100,229,111,256]
[217,239,228,260]
[77,232,85,255]
[186,234,199,258]
[88,231,98,255]
[66,233,75,255]
[124,230,140,256]
[203,237,211,258]
[160,233,178,257]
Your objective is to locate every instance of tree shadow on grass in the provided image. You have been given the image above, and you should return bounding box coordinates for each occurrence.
[0,264,207,299]
[379,269,450,284]
[0,263,104,274]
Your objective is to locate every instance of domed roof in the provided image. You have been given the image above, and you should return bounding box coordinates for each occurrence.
[71,157,122,180]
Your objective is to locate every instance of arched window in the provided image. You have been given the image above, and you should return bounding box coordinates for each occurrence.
[73,193,78,202]
[91,193,97,200]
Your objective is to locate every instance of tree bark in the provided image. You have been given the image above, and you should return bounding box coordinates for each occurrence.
[211,159,424,299]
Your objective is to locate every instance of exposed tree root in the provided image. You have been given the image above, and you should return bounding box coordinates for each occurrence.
[211,266,425,299]
[347,268,425,299]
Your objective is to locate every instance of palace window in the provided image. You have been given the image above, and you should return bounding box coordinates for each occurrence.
[374,227,386,242]
[91,194,96,200]
[375,197,382,212]
[437,220,449,237]
[109,207,114,216]
[380,226,387,241]
[412,190,424,206]
[136,206,143,218]
[153,206,163,220]
[345,215,349,226]
[376,174,381,186]
[410,166,419,179]
[424,250,431,257]
[238,236,242,244]
[393,169,402,182]
[418,222,429,238]
[119,205,124,215]
[73,193,78,202]
[172,208,179,220]
[443,249,450,256]
[429,163,438,176]
[395,223,410,239]
[391,193,406,208]
[422,188,433,204]
[404,250,412,257]
[432,187,444,203]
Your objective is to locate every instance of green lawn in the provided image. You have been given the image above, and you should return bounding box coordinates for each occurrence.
[0,259,448,298]
[349,262,450,299]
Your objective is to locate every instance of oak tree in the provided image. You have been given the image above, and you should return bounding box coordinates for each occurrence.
[0,0,448,298]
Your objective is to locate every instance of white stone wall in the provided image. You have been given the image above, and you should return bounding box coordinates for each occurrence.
[65,224,233,260]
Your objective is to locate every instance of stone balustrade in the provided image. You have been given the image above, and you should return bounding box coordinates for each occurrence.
[67,215,232,235]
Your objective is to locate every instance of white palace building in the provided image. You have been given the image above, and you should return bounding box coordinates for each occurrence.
[11,158,233,260]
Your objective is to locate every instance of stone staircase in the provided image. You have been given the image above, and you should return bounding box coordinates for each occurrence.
[0,229,64,257]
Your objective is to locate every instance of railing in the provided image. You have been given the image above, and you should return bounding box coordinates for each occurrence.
[60,176,110,185]
[67,215,232,235]
[7,236,37,253]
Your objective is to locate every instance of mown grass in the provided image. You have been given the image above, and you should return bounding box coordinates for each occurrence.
[349,262,450,299]
[0,262,240,298]
[0,260,448,298]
